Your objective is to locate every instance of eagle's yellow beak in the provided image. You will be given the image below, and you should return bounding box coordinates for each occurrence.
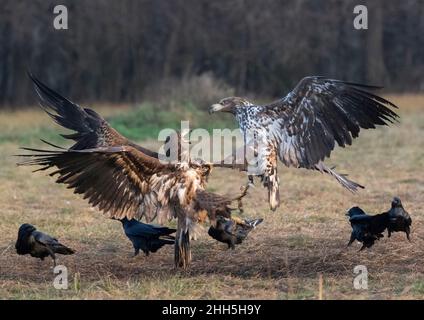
[209,103,224,114]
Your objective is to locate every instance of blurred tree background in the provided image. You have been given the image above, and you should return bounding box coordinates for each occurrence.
[0,0,423,108]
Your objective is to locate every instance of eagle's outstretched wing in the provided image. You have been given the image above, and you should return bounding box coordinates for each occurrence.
[259,77,399,169]
[28,73,159,156]
[18,75,207,222]
[18,144,193,221]
[20,75,214,269]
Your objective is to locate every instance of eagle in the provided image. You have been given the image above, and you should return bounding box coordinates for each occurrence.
[209,77,399,211]
[19,74,251,269]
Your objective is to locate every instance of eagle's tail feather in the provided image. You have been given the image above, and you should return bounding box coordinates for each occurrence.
[315,162,364,192]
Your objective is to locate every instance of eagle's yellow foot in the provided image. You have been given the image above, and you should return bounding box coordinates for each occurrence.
[197,209,209,224]
[230,216,246,225]
[237,183,251,214]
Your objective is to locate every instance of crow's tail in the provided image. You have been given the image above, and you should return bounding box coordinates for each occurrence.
[154,227,176,238]
[54,244,75,255]
[148,238,175,253]
[246,218,264,228]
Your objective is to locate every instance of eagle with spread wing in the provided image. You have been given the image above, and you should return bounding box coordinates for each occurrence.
[210,77,399,211]
[19,74,251,269]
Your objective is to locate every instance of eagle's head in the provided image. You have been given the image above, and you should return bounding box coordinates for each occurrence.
[191,158,213,185]
[209,97,252,114]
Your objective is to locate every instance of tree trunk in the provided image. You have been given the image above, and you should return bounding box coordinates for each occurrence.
[366,1,387,84]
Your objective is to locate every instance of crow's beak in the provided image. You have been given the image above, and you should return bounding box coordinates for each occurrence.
[209,103,224,114]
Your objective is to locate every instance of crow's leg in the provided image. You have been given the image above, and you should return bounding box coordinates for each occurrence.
[230,240,235,250]
[359,244,367,251]
[226,239,236,250]
[46,248,56,267]
[347,234,355,247]
[133,248,140,257]
[48,255,56,267]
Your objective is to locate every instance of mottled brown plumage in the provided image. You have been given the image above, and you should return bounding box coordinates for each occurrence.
[194,184,249,225]
[210,77,399,211]
[19,74,213,269]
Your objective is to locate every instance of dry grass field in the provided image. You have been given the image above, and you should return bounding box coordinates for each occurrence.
[0,95,423,299]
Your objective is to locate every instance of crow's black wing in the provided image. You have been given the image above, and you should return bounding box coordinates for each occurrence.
[349,215,372,224]
[348,206,367,217]
[32,231,75,254]
[125,221,175,238]
[32,231,58,246]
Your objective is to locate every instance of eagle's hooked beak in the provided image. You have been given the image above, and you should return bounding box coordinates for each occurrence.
[209,103,225,114]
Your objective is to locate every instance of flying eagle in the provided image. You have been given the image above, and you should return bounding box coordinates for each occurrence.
[209,77,399,211]
[18,74,225,269]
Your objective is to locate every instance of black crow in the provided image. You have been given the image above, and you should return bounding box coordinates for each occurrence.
[208,216,263,249]
[120,218,176,256]
[387,197,412,240]
[346,197,413,250]
[346,207,389,250]
[15,224,74,266]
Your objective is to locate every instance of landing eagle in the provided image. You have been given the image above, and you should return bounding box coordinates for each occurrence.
[18,74,246,269]
[210,77,399,211]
